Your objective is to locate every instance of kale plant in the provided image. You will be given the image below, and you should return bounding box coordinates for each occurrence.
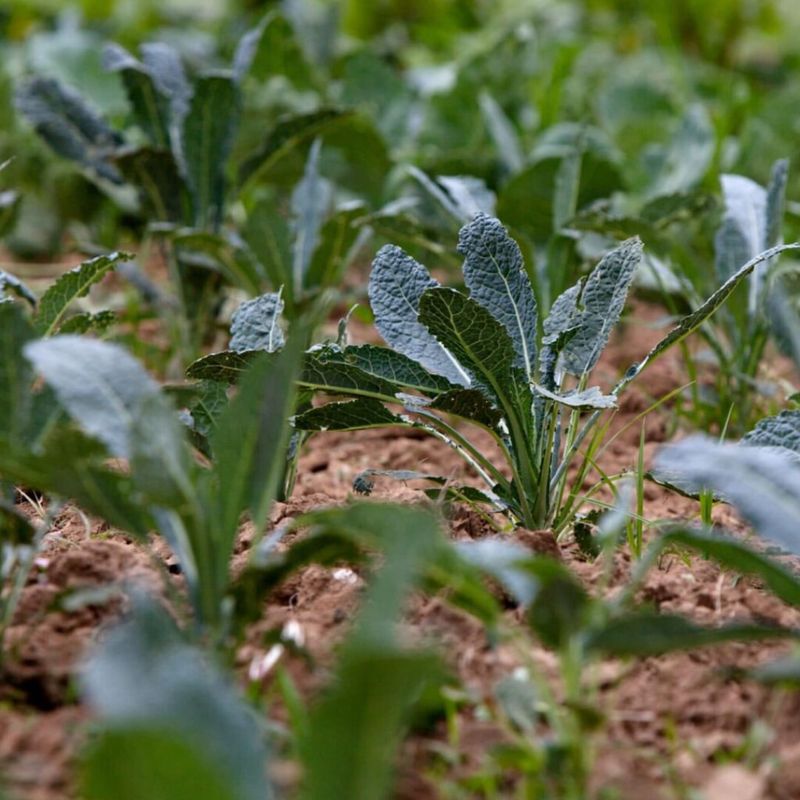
[192,212,796,533]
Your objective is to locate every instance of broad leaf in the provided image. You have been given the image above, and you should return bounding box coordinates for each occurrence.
[238,109,349,189]
[182,74,241,230]
[459,213,538,378]
[291,139,331,292]
[742,410,800,455]
[243,197,292,294]
[301,347,400,400]
[129,393,195,509]
[293,398,403,431]
[116,148,191,224]
[532,384,617,409]
[24,336,162,459]
[0,302,35,443]
[15,77,123,183]
[103,44,171,148]
[233,10,315,89]
[304,202,365,291]
[369,246,469,386]
[654,436,800,556]
[82,602,269,800]
[186,350,259,382]
[478,91,524,174]
[418,287,527,411]
[428,388,504,428]
[229,292,285,353]
[715,174,766,282]
[549,237,642,377]
[35,252,132,336]
[338,345,454,396]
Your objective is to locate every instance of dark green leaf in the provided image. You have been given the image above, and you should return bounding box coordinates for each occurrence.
[0,301,35,444]
[238,109,349,190]
[339,345,454,396]
[35,252,132,336]
[182,74,241,230]
[211,337,300,538]
[587,612,794,656]
[304,202,365,292]
[116,148,191,224]
[15,77,123,183]
[103,44,171,148]
[293,398,403,431]
[459,213,538,378]
[186,350,260,382]
[233,11,316,89]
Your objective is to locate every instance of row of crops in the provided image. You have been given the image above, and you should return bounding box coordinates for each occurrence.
[4,2,800,798]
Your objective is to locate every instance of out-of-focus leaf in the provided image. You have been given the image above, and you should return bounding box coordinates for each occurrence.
[0,270,36,306]
[0,302,35,444]
[116,148,191,224]
[291,139,331,292]
[211,336,301,539]
[587,612,794,656]
[647,104,714,198]
[243,197,291,294]
[81,602,269,800]
[479,91,524,174]
[24,336,161,459]
[233,10,316,89]
[238,109,349,190]
[654,436,800,556]
[15,77,123,183]
[182,74,241,230]
[304,202,365,291]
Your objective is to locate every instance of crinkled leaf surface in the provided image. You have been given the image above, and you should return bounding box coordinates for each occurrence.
[187,350,259,382]
[322,344,453,396]
[743,410,800,455]
[459,213,538,377]
[15,77,123,183]
[555,237,642,376]
[532,383,617,409]
[294,398,403,431]
[229,292,285,353]
[368,245,469,386]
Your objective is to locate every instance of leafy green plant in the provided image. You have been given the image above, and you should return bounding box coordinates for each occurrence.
[192,213,797,532]
[15,20,351,353]
[0,284,303,637]
[671,160,792,432]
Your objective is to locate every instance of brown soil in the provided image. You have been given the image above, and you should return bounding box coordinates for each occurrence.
[3,301,800,799]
